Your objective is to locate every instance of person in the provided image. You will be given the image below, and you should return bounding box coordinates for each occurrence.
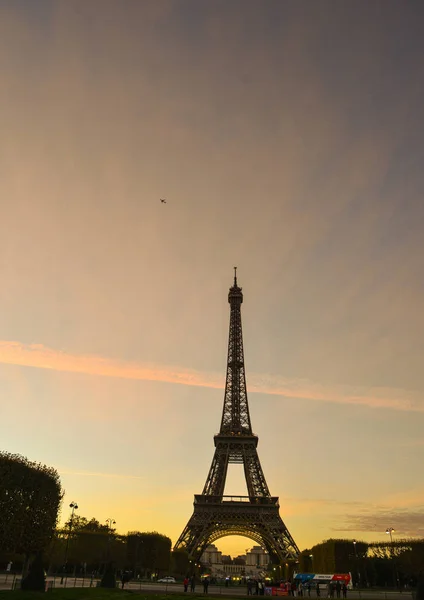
[316,583,320,597]
[190,575,196,592]
[121,571,130,589]
[286,581,292,596]
[341,583,347,598]
[247,579,254,595]
[327,582,332,598]
[307,583,311,597]
[184,577,189,592]
[336,581,341,599]
[258,580,264,596]
[203,577,209,594]
[298,582,303,597]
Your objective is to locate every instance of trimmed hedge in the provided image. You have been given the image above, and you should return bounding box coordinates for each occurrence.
[0,451,62,556]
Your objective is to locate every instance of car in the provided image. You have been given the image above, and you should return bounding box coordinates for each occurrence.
[158,577,176,583]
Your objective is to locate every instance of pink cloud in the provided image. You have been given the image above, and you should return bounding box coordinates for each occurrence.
[0,340,422,413]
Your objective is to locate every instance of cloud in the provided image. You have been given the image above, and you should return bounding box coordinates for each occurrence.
[332,488,424,538]
[334,509,424,538]
[1,340,423,413]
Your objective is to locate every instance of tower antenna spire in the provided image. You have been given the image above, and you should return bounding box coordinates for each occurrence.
[234,266,237,286]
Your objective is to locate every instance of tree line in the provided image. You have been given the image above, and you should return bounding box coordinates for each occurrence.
[0,451,190,579]
[46,517,188,578]
[2,452,424,587]
[299,538,424,588]
[2,510,190,579]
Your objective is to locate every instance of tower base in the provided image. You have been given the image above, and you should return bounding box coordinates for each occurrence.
[174,495,299,563]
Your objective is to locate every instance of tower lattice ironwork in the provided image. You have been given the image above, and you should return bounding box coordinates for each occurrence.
[174,269,299,563]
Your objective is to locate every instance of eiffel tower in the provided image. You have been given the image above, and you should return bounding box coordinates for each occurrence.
[174,269,299,563]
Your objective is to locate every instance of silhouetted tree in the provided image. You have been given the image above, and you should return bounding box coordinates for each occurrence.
[21,552,46,591]
[49,514,126,574]
[416,571,424,600]
[171,548,190,577]
[310,538,368,584]
[299,550,313,573]
[127,531,171,578]
[0,452,62,569]
[100,561,116,588]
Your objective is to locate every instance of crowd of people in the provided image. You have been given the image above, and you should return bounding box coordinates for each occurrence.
[183,575,200,592]
[180,576,349,597]
[247,578,266,595]
[280,580,348,598]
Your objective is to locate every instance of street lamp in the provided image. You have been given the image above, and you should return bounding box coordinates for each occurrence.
[104,518,116,568]
[61,502,78,584]
[385,527,395,543]
[353,541,360,587]
[385,528,399,588]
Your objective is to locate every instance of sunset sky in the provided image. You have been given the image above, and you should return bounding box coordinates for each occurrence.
[1,0,424,558]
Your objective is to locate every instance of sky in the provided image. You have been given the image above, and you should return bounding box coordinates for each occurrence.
[1,0,424,559]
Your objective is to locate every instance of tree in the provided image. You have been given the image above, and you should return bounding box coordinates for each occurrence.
[52,515,125,575]
[416,572,424,600]
[65,516,110,533]
[21,552,46,591]
[369,539,424,587]
[100,561,116,588]
[309,538,368,583]
[0,452,62,561]
[397,544,424,584]
[171,548,189,577]
[299,551,313,573]
[68,517,109,571]
[127,531,172,578]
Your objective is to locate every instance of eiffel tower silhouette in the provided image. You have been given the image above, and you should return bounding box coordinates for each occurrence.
[174,269,299,563]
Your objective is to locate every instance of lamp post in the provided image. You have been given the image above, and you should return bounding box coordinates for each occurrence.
[105,517,116,550]
[134,535,143,580]
[105,519,116,565]
[61,501,78,584]
[385,527,394,544]
[353,541,360,587]
[386,528,399,588]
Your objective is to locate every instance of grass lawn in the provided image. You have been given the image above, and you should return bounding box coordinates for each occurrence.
[0,590,241,600]
[0,590,133,600]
